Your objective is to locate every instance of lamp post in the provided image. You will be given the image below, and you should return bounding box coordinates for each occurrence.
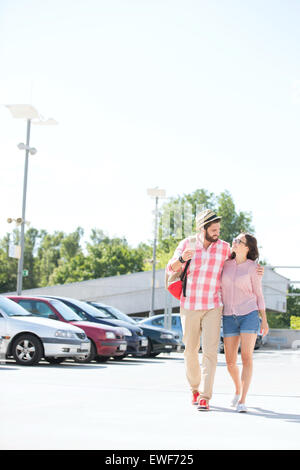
[147,187,166,317]
[5,105,58,294]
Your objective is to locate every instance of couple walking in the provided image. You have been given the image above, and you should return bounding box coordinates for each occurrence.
[166,209,269,412]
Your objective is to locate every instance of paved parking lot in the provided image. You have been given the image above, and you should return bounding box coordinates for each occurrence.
[1,348,300,450]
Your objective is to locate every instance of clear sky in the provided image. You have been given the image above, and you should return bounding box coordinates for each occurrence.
[0,0,299,283]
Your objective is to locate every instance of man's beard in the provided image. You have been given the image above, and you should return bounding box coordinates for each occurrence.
[205,232,219,243]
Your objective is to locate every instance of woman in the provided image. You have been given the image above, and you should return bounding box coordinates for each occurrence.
[221,233,269,412]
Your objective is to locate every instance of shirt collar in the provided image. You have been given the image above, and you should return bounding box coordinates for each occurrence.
[196,233,220,250]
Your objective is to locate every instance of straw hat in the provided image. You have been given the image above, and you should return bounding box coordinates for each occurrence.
[196,209,221,232]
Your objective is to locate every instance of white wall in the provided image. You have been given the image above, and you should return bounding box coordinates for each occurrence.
[5,266,289,316]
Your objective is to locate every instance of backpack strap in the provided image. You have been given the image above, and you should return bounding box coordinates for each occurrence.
[180,259,191,297]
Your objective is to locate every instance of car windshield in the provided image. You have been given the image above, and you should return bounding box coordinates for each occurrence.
[66,298,112,318]
[48,299,82,321]
[136,317,149,323]
[88,306,113,319]
[0,297,34,317]
[98,305,137,325]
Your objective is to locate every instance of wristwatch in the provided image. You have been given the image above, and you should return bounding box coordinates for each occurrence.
[178,256,185,263]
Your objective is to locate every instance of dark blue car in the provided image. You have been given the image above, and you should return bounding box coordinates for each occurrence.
[89,302,181,357]
[40,296,148,359]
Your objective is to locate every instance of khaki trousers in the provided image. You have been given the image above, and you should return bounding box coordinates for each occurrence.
[180,306,223,401]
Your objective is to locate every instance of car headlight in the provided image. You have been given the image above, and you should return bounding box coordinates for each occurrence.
[120,327,132,337]
[55,329,75,339]
[105,332,116,339]
[160,333,174,339]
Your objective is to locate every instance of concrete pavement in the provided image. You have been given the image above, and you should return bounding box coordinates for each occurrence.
[1,349,299,450]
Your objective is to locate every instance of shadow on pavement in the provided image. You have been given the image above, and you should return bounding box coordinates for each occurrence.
[1,361,107,370]
[157,356,184,361]
[42,363,107,370]
[211,405,300,423]
[250,407,300,424]
[108,359,162,365]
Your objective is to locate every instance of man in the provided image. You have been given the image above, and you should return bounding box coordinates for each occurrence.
[166,209,263,411]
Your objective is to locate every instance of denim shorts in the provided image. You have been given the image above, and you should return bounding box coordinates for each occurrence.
[222,310,260,337]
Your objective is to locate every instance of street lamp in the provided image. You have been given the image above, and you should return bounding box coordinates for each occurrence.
[5,104,58,294]
[147,187,166,317]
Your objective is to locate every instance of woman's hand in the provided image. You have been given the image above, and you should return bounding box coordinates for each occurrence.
[256,264,264,277]
[260,318,269,337]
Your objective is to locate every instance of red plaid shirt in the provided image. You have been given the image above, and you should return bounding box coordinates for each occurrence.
[166,235,231,310]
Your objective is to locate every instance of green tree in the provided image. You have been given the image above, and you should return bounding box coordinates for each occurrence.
[34,230,65,286]
[60,227,84,262]
[217,191,254,243]
[0,238,18,293]
[0,231,22,293]
[0,189,257,291]
[50,252,91,285]
[23,227,41,289]
[86,230,146,278]
[266,285,300,329]
[287,285,300,317]
[50,229,150,285]
[48,227,86,285]
[154,189,254,270]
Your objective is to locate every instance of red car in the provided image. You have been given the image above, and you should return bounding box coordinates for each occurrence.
[8,296,127,363]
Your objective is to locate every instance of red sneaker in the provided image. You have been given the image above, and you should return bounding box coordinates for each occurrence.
[192,391,200,405]
[197,399,209,411]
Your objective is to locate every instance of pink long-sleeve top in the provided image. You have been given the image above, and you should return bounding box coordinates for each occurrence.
[221,258,265,316]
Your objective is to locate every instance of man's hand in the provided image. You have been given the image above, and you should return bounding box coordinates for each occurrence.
[182,249,195,262]
[256,264,264,277]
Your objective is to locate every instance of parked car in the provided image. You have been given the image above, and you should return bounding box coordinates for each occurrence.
[136,313,184,350]
[36,296,148,360]
[137,313,263,354]
[218,317,263,353]
[88,302,181,358]
[0,335,9,362]
[0,296,90,366]
[8,296,127,363]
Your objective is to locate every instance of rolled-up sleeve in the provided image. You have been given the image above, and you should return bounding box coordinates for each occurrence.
[166,238,187,274]
[250,265,266,310]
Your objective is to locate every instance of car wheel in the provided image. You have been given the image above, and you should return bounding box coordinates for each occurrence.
[45,357,66,364]
[95,356,109,363]
[74,340,96,363]
[145,339,153,357]
[12,334,43,366]
[149,353,160,357]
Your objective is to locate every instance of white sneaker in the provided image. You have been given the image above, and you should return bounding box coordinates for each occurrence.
[236,403,247,413]
[230,394,240,408]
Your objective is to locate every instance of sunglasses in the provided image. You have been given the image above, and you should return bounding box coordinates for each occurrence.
[233,238,247,246]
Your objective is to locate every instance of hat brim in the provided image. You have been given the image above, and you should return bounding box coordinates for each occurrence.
[197,216,222,231]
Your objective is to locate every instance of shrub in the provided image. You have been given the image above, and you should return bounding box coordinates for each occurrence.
[290,316,300,330]
[266,311,290,329]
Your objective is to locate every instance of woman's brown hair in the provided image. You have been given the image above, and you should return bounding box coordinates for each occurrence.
[244,233,259,261]
[231,233,259,261]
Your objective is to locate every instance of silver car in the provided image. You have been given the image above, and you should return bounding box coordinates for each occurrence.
[0,296,90,365]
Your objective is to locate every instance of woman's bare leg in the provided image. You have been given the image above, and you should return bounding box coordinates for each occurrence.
[239,333,257,404]
[224,336,241,395]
